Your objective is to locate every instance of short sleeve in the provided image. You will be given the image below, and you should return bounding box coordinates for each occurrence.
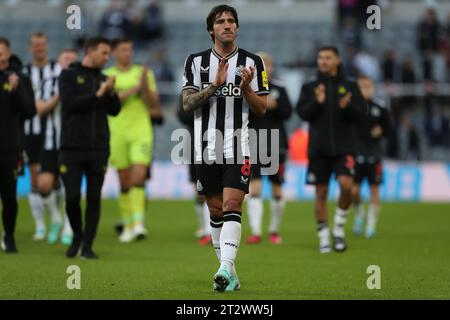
[250,55,270,96]
[182,54,200,92]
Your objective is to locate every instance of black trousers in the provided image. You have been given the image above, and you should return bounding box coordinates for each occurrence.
[0,154,19,239]
[59,149,108,247]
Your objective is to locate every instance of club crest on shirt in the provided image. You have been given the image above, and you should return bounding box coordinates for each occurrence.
[371,107,381,117]
[76,76,85,84]
[235,65,244,76]
[338,85,347,95]
[196,180,203,192]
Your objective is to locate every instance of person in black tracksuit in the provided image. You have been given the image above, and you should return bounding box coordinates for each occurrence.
[246,52,292,245]
[58,38,121,259]
[297,46,366,253]
[352,76,391,239]
[0,38,36,253]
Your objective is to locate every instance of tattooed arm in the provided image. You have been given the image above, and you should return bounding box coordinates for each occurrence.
[182,58,228,112]
[182,85,218,112]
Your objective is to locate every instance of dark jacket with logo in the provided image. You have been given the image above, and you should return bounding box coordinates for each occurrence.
[0,66,36,155]
[249,80,292,160]
[355,99,391,161]
[297,69,366,158]
[58,62,121,151]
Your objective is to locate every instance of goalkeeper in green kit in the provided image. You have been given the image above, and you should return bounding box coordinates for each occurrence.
[105,38,161,243]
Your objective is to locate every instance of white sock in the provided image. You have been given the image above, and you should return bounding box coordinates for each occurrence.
[333,207,349,238]
[56,184,65,210]
[202,202,211,235]
[195,201,205,231]
[62,214,73,236]
[28,191,45,231]
[43,191,63,225]
[317,222,330,247]
[355,203,366,219]
[269,198,285,233]
[247,196,263,236]
[210,217,223,261]
[220,212,242,270]
[367,204,380,230]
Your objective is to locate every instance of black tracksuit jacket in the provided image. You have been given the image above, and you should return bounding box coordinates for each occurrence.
[355,99,392,161]
[249,80,292,159]
[58,62,121,152]
[297,69,366,159]
[0,67,36,155]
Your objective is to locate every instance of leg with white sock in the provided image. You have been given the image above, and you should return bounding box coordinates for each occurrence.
[220,211,241,272]
[38,172,63,244]
[28,189,45,240]
[333,176,353,252]
[195,193,211,244]
[268,183,285,244]
[352,183,365,235]
[247,196,263,240]
[28,164,46,240]
[202,202,211,235]
[315,185,331,253]
[194,195,206,238]
[56,183,73,245]
[42,190,63,244]
[212,188,245,292]
[366,185,380,238]
[198,200,212,245]
[246,179,263,244]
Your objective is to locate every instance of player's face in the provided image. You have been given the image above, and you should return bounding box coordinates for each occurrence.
[262,55,273,80]
[0,44,11,71]
[317,50,340,75]
[211,11,237,44]
[58,52,78,70]
[90,43,111,68]
[114,42,133,66]
[29,36,48,62]
[357,78,375,101]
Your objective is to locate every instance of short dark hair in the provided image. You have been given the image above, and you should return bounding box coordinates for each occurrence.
[318,46,340,56]
[29,32,47,44]
[0,37,10,48]
[111,37,132,50]
[206,5,239,42]
[83,37,110,54]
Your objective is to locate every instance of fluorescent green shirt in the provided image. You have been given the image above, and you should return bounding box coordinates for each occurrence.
[105,64,158,132]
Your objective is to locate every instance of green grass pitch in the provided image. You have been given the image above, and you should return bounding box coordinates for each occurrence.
[0,199,449,299]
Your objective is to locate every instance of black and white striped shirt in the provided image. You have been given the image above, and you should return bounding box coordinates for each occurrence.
[23,61,62,151]
[182,47,269,163]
